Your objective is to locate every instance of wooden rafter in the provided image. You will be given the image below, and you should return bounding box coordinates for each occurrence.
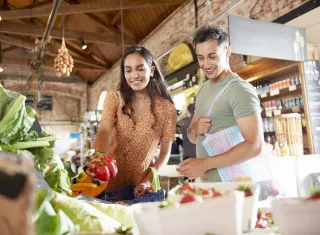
[0,0,184,20]
[0,74,86,84]
[2,45,17,53]
[0,34,107,70]
[111,12,121,26]
[63,1,136,44]
[0,21,135,45]
[2,54,103,71]
[22,16,111,69]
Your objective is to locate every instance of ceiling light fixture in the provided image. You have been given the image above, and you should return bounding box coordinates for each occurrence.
[81,39,87,50]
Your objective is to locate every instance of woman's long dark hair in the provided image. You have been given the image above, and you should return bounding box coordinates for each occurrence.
[119,46,174,127]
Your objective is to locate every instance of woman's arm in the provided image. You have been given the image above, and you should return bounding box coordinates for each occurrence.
[85,92,119,180]
[95,119,114,153]
[139,140,173,186]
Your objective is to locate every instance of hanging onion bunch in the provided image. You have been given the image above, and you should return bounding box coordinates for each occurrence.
[54,39,74,77]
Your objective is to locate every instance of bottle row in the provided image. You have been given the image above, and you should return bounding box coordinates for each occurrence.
[253,76,301,95]
[183,74,199,89]
[262,96,303,111]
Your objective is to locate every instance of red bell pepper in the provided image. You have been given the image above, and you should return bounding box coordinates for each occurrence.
[90,155,118,181]
[101,156,118,179]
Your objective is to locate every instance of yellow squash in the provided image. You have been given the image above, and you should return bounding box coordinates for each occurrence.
[70,182,97,192]
[82,182,108,198]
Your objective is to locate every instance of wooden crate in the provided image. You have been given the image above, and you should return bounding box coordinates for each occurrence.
[274,113,303,156]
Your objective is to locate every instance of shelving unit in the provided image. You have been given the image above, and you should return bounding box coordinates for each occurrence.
[236,58,311,155]
[79,110,101,164]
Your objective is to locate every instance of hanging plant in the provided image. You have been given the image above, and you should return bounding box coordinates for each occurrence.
[54,0,73,78]
[54,38,74,77]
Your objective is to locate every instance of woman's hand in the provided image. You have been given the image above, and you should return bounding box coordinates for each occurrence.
[85,162,99,182]
[134,183,154,198]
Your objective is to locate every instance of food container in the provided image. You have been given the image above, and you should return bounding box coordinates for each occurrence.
[168,182,260,231]
[132,191,244,235]
[271,197,320,235]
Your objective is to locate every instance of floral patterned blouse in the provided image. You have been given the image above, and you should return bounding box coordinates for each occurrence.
[101,91,176,189]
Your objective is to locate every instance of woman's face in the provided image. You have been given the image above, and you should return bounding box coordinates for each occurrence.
[124,53,155,91]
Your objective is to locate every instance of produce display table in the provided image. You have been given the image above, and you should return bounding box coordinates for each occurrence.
[159,165,183,191]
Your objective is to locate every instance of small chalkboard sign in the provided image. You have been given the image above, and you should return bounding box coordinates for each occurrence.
[37,96,52,110]
[303,60,320,154]
[25,95,34,108]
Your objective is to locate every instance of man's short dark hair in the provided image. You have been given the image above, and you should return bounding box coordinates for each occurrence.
[193,24,229,46]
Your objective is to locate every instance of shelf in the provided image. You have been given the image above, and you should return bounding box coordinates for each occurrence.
[261,105,304,117]
[244,63,299,83]
[264,127,307,134]
[259,84,302,101]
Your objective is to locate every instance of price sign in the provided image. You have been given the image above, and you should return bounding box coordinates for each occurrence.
[260,93,267,98]
[289,85,297,91]
[274,110,281,116]
[270,89,280,96]
[266,110,273,117]
[292,106,300,113]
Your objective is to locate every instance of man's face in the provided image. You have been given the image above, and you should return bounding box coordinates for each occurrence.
[195,39,231,81]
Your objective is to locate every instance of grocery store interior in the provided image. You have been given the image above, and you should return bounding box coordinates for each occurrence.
[0,0,320,235]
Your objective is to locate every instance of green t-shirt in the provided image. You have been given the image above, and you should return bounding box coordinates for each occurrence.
[195,73,261,182]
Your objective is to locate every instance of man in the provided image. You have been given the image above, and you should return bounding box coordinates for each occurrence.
[177,24,264,183]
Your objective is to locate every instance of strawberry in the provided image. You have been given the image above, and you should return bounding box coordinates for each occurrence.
[201,189,213,196]
[180,194,197,204]
[181,182,195,193]
[236,185,253,197]
[213,191,222,197]
[306,188,320,201]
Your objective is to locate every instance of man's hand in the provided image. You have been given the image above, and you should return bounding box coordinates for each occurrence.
[176,158,207,180]
[191,115,211,135]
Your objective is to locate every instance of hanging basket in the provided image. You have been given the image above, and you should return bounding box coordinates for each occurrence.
[54,38,74,77]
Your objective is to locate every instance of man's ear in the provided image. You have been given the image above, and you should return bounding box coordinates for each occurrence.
[226,45,232,57]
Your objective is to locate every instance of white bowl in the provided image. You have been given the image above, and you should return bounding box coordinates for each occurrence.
[271,197,320,235]
[168,182,260,231]
[132,191,244,235]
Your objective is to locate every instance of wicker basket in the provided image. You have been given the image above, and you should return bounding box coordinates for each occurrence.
[274,113,303,156]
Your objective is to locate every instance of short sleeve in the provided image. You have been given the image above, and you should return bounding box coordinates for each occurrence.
[101,91,119,121]
[229,82,261,119]
[161,103,177,142]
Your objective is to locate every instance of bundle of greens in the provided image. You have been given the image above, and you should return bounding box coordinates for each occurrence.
[35,189,132,235]
[0,84,73,194]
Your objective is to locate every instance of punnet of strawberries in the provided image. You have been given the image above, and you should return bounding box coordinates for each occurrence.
[236,185,253,197]
[306,188,320,201]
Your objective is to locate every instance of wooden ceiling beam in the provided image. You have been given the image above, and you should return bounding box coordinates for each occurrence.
[2,54,103,71]
[63,2,136,44]
[0,34,107,70]
[2,45,17,53]
[21,16,112,69]
[0,21,135,45]
[111,12,121,26]
[0,0,184,20]
[0,74,86,84]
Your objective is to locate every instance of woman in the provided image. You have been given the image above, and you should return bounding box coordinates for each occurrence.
[86,46,177,197]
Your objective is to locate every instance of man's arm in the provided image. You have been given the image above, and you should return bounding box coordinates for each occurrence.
[205,113,264,169]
